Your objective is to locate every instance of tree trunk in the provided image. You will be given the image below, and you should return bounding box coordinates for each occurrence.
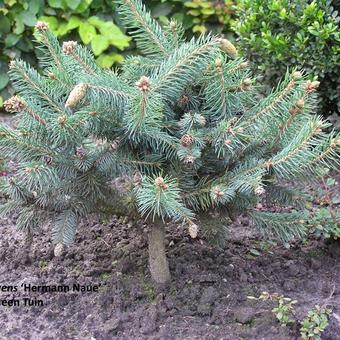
[148,219,171,285]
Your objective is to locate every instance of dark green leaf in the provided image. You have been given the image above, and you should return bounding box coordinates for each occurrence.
[5,33,20,47]
[0,73,9,91]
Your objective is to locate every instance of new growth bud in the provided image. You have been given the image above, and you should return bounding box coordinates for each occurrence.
[8,60,16,69]
[292,71,303,80]
[254,186,265,196]
[35,21,49,32]
[295,98,304,109]
[212,186,224,200]
[62,41,77,55]
[184,155,195,164]
[243,78,252,86]
[240,61,249,69]
[215,58,223,68]
[58,115,67,126]
[155,176,168,190]
[169,21,177,30]
[304,80,320,92]
[289,98,305,116]
[4,96,26,113]
[197,115,206,127]
[136,76,151,92]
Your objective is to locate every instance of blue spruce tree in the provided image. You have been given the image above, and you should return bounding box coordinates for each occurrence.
[0,0,339,284]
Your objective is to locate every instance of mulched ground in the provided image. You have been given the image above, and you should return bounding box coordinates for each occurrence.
[0,212,339,340]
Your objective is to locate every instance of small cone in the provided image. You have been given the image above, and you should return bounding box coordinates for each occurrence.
[65,83,87,108]
[180,134,193,147]
[220,39,238,59]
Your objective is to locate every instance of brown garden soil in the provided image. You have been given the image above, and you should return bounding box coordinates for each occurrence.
[0,212,339,340]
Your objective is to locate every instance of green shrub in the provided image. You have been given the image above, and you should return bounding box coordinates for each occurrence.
[144,0,236,35]
[0,0,131,104]
[300,305,332,340]
[234,0,340,119]
[308,175,340,239]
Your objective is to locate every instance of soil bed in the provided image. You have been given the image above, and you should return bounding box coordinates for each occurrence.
[0,214,339,339]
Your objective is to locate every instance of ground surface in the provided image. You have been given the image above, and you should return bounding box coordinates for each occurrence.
[0,214,339,340]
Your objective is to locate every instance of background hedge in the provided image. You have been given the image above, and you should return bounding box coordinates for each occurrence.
[235,0,340,124]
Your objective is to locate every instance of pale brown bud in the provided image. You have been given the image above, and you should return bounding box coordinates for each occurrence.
[178,95,189,105]
[169,21,177,30]
[89,111,97,117]
[154,176,168,190]
[215,58,223,68]
[197,115,206,126]
[188,223,199,239]
[8,60,16,69]
[136,76,151,92]
[243,78,252,86]
[289,108,298,116]
[65,83,87,108]
[47,72,56,79]
[180,134,193,147]
[62,41,77,55]
[58,115,67,126]
[254,186,265,196]
[133,172,142,186]
[330,139,340,149]
[311,81,320,89]
[240,61,249,69]
[304,80,320,92]
[110,139,120,151]
[220,39,238,58]
[35,21,48,32]
[224,139,232,145]
[292,71,303,80]
[76,146,86,159]
[54,243,64,257]
[4,96,26,113]
[295,98,304,109]
[184,155,195,164]
[265,160,273,169]
[213,187,224,199]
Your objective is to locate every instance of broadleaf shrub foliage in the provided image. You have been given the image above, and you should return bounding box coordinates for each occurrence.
[0,0,130,103]
[0,0,237,106]
[235,0,340,119]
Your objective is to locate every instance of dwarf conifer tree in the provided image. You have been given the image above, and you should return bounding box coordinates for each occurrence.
[0,0,339,284]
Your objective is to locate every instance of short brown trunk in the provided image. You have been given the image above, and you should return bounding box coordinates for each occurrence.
[148,219,171,285]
